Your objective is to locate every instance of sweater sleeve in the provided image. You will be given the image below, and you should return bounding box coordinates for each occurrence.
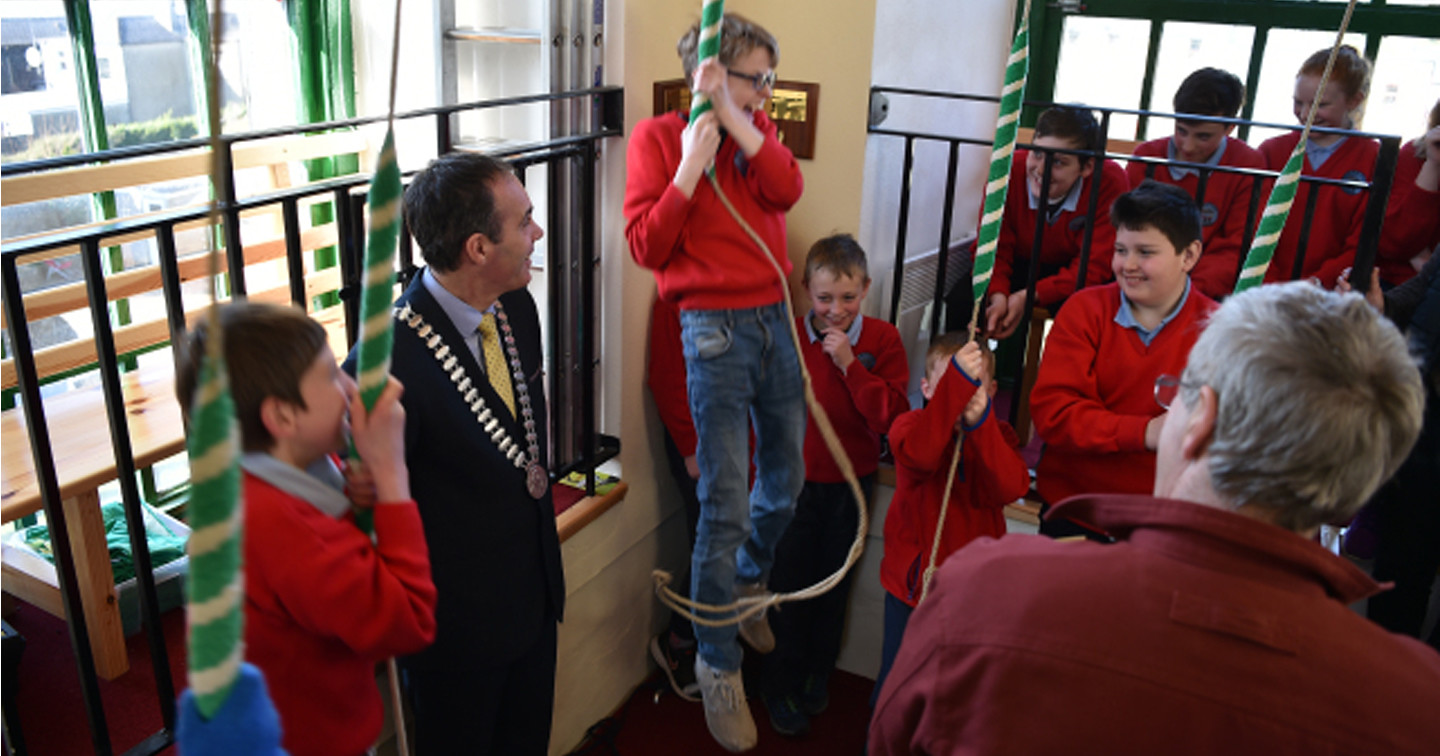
[1036,160,1127,305]
[262,499,437,660]
[741,111,805,212]
[1385,252,1440,331]
[1029,297,1151,454]
[891,359,980,474]
[843,326,911,435]
[647,297,698,456]
[625,116,692,271]
[986,157,1027,298]
[1379,144,1440,269]
[962,418,1030,511]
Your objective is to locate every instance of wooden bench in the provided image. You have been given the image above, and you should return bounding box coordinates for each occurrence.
[1,131,371,679]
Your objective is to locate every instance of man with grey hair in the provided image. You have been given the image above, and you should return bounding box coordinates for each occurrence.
[870,282,1440,755]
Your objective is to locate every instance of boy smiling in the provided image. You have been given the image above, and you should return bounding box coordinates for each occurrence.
[1029,181,1219,540]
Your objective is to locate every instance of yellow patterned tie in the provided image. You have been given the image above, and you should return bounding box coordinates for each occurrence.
[478,312,515,417]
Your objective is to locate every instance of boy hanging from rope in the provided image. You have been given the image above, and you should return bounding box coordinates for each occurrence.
[624,12,803,752]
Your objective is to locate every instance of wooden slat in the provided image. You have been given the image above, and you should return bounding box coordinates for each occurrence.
[0,223,340,327]
[64,489,130,679]
[2,130,373,208]
[0,267,346,389]
[557,482,630,543]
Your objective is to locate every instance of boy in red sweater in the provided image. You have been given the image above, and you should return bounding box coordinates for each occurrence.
[873,333,1030,706]
[177,303,437,756]
[1029,181,1218,540]
[1374,99,1440,286]
[1127,67,1267,299]
[624,13,805,751]
[1258,45,1377,287]
[985,105,1130,339]
[762,234,908,736]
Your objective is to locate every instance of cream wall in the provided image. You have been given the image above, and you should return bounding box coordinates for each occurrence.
[552,0,877,753]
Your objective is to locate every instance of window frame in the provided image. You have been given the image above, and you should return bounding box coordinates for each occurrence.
[1024,0,1440,140]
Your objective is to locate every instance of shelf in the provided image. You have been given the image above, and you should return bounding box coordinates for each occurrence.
[445,27,543,45]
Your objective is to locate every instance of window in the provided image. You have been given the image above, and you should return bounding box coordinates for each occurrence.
[1030,0,1440,143]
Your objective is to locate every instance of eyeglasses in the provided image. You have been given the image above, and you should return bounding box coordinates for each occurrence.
[727,69,776,92]
[1154,374,1181,410]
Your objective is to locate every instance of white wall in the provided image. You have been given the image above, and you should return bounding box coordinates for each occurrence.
[859,0,1020,322]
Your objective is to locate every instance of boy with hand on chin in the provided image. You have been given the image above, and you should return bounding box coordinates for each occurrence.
[1029,180,1219,540]
[176,303,436,756]
[763,234,908,737]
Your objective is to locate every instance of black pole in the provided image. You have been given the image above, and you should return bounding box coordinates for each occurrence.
[888,136,916,324]
[928,140,962,339]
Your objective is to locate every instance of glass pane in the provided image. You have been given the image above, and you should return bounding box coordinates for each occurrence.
[1367,36,1440,140]
[1247,28,1368,145]
[1143,22,1256,141]
[81,2,203,149]
[1054,16,1150,140]
[219,1,297,133]
[1,3,83,163]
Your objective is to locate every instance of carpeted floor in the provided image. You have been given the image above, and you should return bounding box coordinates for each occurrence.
[567,660,874,756]
[5,600,181,755]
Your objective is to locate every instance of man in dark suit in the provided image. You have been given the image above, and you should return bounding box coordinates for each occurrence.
[348,151,563,753]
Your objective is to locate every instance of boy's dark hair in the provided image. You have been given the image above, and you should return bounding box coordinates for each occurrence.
[176,303,328,453]
[677,13,778,81]
[405,152,514,273]
[803,233,870,285]
[1110,179,1202,253]
[1174,67,1245,120]
[1034,106,1100,167]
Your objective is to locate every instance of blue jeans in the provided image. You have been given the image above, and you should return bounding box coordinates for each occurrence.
[682,303,806,672]
[872,591,914,709]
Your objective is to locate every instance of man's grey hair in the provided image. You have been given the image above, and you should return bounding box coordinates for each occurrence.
[1180,282,1424,532]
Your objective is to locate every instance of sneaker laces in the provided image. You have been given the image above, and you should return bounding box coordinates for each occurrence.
[705,672,745,713]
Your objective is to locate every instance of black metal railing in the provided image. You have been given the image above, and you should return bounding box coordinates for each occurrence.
[868,87,1402,420]
[0,85,623,756]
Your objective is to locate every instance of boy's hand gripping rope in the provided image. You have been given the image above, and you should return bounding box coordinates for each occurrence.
[920,0,1031,604]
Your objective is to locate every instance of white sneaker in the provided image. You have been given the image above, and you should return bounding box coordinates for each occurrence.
[694,656,757,752]
[736,583,775,653]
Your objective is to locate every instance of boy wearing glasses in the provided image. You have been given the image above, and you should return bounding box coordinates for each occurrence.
[1028,180,1218,541]
[624,12,804,753]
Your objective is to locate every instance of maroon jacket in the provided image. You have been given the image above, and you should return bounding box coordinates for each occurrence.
[871,494,1440,756]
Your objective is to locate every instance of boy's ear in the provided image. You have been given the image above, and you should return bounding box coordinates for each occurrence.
[259,396,298,441]
[1180,239,1202,272]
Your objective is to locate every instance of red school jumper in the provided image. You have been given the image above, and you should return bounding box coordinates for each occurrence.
[1029,283,1217,506]
[987,152,1129,308]
[243,471,436,756]
[797,315,910,483]
[1377,138,1440,286]
[1127,137,1267,298]
[625,109,804,311]
[880,360,1030,608]
[1258,132,1379,286]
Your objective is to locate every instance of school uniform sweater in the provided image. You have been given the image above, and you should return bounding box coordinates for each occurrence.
[1258,132,1379,286]
[647,297,696,457]
[988,152,1130,307]
[798,315,910,483]
[1127,137,1267,298]
[1377,139,1440,286]
[625,110,804,311]
[242,465,436,756]
[1030,283,1217,505]
[880,359,1030,608]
